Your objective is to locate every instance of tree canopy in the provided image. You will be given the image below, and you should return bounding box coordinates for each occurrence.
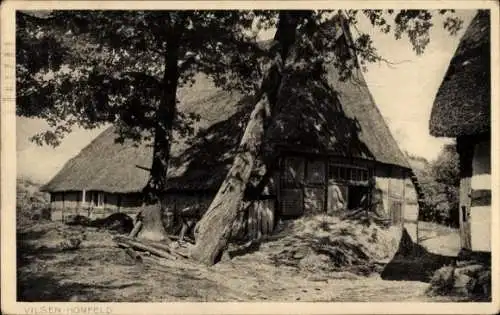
[17,9,464,147]
[411,144,460,227]
[17,10,272,146]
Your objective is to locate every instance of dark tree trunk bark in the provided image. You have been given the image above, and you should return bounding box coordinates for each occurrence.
[138,17,183,242]
[190,11,304,265]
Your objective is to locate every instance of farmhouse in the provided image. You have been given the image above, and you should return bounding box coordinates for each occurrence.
[42,22,420,240]
[429,10,491,252]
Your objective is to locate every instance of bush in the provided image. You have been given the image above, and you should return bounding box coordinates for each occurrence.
[16,178,50,227]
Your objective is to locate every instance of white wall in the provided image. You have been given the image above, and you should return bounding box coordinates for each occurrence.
[470,139,491,252]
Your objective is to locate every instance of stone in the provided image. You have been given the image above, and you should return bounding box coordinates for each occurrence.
[453,273,476,295]
[476,269,491,296]
[455,264,484,277]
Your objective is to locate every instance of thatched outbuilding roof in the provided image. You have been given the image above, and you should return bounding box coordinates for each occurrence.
[42,27,411,194]
[429,10,491,137]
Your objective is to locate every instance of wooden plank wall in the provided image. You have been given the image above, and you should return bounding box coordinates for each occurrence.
[245,199,275,240]
[49,191,144,221]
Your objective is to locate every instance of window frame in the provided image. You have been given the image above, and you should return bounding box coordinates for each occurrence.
[87,191,105,208]
[327,162,370,186]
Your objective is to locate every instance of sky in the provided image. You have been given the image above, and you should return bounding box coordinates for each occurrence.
[16,9,477,183]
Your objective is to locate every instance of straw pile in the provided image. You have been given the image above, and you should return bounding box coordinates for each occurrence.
[233,213,402,276]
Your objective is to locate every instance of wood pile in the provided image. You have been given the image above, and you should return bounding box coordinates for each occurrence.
[113,216,192,263]
[113,235,190,261]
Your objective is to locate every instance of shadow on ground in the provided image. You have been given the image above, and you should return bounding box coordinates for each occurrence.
[381,228,457,282]
[18,272,141,301]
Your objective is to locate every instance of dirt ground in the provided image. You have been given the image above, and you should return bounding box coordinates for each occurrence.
[17,219,471,302]
[418,221,461,256]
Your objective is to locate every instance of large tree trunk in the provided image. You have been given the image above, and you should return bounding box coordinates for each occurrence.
[190,11,304,265]
[138,17,183,242]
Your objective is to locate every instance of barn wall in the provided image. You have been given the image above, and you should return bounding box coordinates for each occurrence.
[160,193,213,233]
[161,192,276,241]
[276,154,412,228]
[105,193,119,211]
[120,193,143,208]
[118,193,143,217]
[50,192,64,210]
[374,167,391,218]
[280,156,306,217]
[48,191,144,221]
[470,139,491,252]
[50,192,64,221]
[374,166,407,226]
[403,178,419,242]
[64,192,80,210]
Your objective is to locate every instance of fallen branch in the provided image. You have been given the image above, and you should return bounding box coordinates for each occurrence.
[115,235,190,259]
[167,233,195,244]
[116,242,131,249]
[129,221,143,238]
[113,236,178,260]
[147,241,189,258]
[116,241,143,262]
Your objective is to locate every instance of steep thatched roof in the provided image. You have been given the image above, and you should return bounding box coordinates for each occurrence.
[42,26,411,194]
[429,10,491,137]
[42,64,410,193]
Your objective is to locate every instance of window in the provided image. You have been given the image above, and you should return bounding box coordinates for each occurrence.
[328,163,369,184]
[306,160,326,185]
[88,191,105,208]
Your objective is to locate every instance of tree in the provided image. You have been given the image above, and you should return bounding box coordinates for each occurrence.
[18,9,465,262]
[410,144,460,227]
[430,144,460,226]
[190,9,465,264]
[16,10,267,241]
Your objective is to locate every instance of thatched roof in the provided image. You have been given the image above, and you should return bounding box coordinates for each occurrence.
[40,126,152,193]
[429,10,490,137]
[43,28,411,193]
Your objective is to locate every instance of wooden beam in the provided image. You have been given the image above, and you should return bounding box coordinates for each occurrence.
[82,189,86,207]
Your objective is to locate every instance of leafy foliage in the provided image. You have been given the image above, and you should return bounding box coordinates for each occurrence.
[411,144,460,227]
[16,10,269,147]
[17,9,464,147]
